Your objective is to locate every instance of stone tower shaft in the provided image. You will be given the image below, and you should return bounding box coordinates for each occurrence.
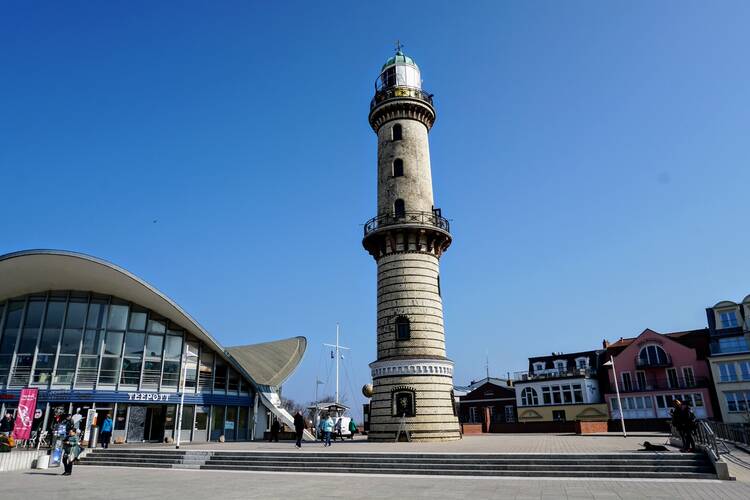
[362,49,459,442]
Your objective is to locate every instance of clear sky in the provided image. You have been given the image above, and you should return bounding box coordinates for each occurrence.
[2,2,750,413]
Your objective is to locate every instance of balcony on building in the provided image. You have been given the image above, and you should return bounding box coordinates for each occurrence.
[514,367,596,382]
[363,210,450,237]
[709,333,750,356]
[634,350,672,369]
[619,375,709,393]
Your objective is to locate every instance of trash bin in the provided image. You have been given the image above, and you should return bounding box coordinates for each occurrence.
[88,427,99,448]
[36,455,49,469]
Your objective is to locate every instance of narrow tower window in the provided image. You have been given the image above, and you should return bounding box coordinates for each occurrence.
[392,124,402,141]
[395,316,411,340]
[393,159,404,177]
[394,199,405,218]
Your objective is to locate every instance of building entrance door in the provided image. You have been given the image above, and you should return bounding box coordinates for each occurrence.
[144,406,166,442]
[127,406,147,442]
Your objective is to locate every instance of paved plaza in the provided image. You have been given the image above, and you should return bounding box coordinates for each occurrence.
[4,466,750,500]
[3,434,750,499]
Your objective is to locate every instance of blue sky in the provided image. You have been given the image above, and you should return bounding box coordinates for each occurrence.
[2,2,749,412]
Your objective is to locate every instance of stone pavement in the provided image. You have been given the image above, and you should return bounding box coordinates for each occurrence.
[4,467,750,500]
[118,433,678,454]
[5,434,750,499]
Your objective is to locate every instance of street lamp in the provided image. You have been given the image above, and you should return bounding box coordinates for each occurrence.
[175,344,198,449]
[603,356,627,438]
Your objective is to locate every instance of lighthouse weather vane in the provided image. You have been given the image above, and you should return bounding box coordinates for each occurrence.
[395,39,403,53]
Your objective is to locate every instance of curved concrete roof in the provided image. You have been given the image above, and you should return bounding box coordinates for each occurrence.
[0,249,306,389]
[227,336,307,388]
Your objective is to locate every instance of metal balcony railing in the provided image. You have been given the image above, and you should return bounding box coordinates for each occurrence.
[620,376,709,392]
[363,211,450,237]
[634,353,673,368]
[370,86,434,110]
[514,367,596,381]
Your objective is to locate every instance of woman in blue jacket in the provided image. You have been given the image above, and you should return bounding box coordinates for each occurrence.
[100,413,113,449]
[321,415,334,447]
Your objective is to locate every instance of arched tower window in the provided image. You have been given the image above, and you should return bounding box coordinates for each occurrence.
[392,123,402,141]
[394,199,405,218]
[393,158,404,177]
[520,387,538,406]
[637,344,669,367]
[392,387,416,417]
[395,316,410,340]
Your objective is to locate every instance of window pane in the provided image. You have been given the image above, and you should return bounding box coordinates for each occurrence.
[60,329,82,354]
[124,332,145,356]
[145,334,164,357]
[53,355,76,385]
[19,301,45,353]
[128,309,147,331]
[38,327,60,354]
[162,360,180,387]
[148,318,166,334]
[115,405,128,430]
[143,360,161,387]
[104,331,124,356]
[199,351,213,391]
[65,302,87,329]
[44,301,65,328]
[181,405,194,431]
[99,357,120,384]
[214,361,227,391]
[86,302,107,329]
[0,301,25,353]
[81,329,103,355]
[195,407,209,431]
[107,304,129,330]
[24,300,45,329]
[164,335,182,359]
[121,358,141,385]
[228,369,239,391]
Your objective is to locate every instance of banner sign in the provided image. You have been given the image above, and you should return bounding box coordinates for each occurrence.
[83,409,97,442]
[11,388,38,441]
[49,423,67,467]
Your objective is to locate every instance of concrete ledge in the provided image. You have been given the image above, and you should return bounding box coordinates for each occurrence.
[0,450,46,472]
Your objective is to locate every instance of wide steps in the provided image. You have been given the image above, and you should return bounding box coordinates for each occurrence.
[77,449,718,479]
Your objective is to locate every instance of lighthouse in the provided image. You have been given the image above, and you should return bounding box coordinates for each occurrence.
[363,46,460,441]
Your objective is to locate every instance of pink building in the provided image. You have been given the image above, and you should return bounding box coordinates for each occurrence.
[604,329,714,422]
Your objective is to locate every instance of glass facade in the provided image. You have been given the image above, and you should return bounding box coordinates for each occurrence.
[0,291,256,443]
[0,291,249,395]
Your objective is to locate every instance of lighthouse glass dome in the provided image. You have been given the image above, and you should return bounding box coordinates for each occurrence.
[375,51,422,91]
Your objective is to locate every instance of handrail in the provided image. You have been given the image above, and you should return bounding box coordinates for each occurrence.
[634,353,673,368]
[696,420,720,460]
[363,211,450,236]
[370,86,434,110]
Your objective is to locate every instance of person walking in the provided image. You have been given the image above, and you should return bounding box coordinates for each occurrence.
[270,419,280,443]
[348,418,358,440]
[100,413,113,449]
[334,417,342,441]
[293,411,305,449]
[61,429,81,476]
[0,412,14,436]
[322,415,334,447]
[671,400,696,452]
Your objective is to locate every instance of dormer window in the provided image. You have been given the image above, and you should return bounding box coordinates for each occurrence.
[554,360,567,371]
[720,310,739,329]
[533,362,545,372]
[575,357,588,370]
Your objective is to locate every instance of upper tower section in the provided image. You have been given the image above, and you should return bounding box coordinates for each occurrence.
[368,48,436,133]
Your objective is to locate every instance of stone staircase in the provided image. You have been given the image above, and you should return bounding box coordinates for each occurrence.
[78,449,719,479]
